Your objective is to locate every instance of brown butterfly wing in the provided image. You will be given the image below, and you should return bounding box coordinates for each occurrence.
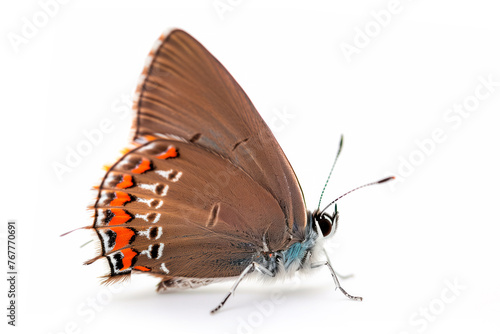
[132,29,307,233]
[89,29,308,283]
[90,139,286,281]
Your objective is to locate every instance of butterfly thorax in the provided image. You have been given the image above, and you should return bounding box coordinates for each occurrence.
[253,212,319,278]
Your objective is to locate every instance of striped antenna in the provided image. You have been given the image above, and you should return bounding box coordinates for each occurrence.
[317,135,344,210]
[320,176,395,215]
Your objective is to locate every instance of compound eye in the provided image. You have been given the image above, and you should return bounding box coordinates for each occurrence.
[318,216,332,236]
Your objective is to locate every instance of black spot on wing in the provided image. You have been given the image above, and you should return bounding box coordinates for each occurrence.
[151,244,160,259]
[168,170,180,181]
[206,203,220,228]
[104,210,114,225]
[155,184,166,195]
[190,133,202,142]
[232,138,249,151]
[105,229,117,249]
[150,226,158,239]
[113,252,124,270]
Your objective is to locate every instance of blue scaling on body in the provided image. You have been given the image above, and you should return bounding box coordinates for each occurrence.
[254,212,319,276]
[282,233,317,269]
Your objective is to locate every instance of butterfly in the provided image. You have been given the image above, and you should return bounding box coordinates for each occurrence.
[78,29,393,313]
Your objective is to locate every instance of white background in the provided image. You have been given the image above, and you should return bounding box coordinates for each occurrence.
[1,1,499,333]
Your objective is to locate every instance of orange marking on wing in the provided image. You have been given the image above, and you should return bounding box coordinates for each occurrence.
[110,192,131,206]
[102,164,111,171]
[134,266,151,272]
[144,135,157,142]
[132,158,151,174]
[110,227,136,251]
[109,208,132,226]
[156,146,178,159]
[120,248,138,271]
[120,147,131,155]
[116,174,133,189]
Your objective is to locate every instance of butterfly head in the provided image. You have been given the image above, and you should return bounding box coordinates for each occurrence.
[311,204,339,238]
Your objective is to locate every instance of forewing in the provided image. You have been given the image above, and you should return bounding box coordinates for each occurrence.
[133,29,307,233]
[90,139,287,281]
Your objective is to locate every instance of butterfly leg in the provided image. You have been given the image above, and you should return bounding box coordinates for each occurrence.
[335,271,355,280]
[211,261,274,314]
[311,261,362,301]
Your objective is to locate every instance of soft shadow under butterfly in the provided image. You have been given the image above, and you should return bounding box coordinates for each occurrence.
[66,29,393,314]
